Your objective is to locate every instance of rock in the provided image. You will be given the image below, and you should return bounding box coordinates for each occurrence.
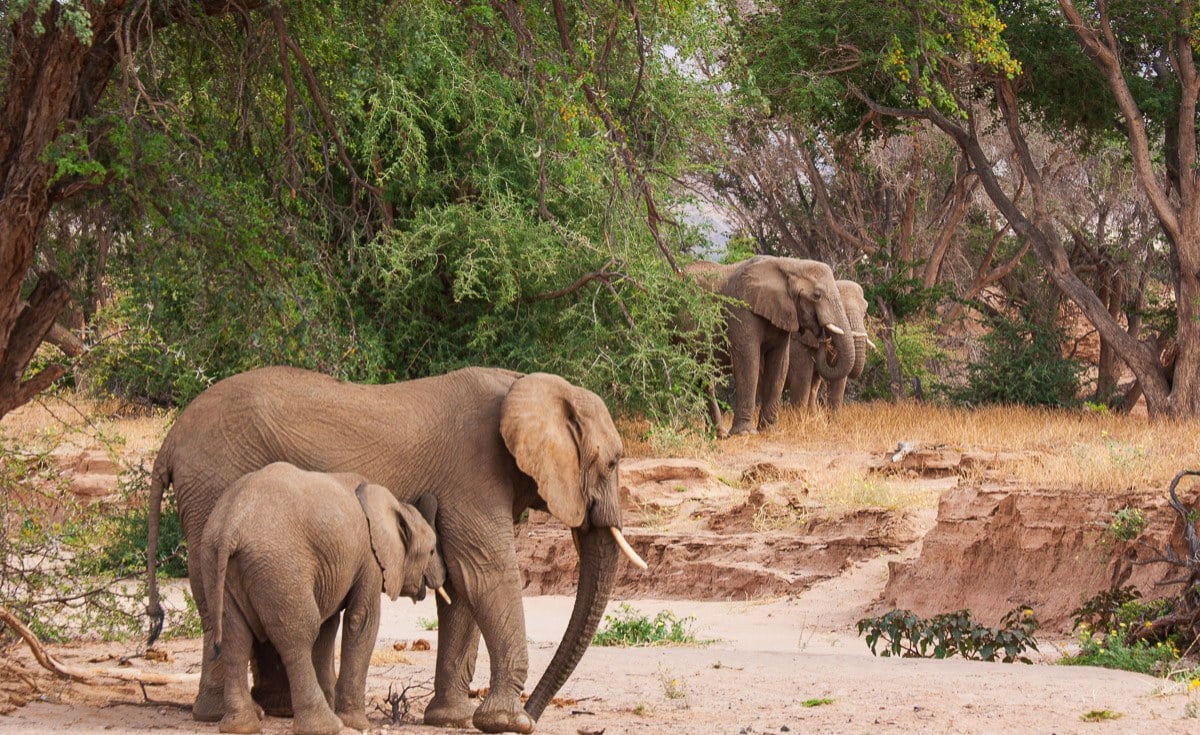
[879,484,1191,630]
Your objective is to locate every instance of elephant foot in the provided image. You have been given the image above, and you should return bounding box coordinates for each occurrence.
[250,683,293,718]
[192,686,225,723]
[728,422,757,436]
[423,698,475,729]
[218,708,262,734]
[336,708,370,731]
[473,698,535,734]
[294,707,343,735]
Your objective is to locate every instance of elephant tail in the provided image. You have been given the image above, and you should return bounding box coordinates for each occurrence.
[145,454,171,648]
[207,534,236,661]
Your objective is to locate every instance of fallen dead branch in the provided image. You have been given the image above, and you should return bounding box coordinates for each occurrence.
[0,605,197,686]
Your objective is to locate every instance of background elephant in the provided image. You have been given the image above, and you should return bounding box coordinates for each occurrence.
[201,462,444,735]
[146,366,646,734]
[685,256,855,435]
[787,279,871,412]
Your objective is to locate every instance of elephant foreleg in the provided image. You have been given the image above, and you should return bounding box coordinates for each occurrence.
[250,638,292,716]
[758,341,789,430]
[313,614,340,708]
[424,578,481,728]
[466,548,533,735]
[827,376,848,411]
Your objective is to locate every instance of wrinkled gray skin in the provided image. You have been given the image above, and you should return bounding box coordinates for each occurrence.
[787,279,870,412]
[201,462,444,735]
[686,256,855,435]
[146,367,627,734]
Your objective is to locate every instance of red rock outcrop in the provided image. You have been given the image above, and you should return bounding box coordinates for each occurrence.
[881,484,1196,631]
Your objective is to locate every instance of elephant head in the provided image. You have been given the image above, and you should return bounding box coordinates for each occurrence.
[727,256,856,383]
[499,372,645,719]
[356,483,447,602]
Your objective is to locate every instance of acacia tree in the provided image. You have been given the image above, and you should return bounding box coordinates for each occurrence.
[744,0,1200,416]
[0,0,273,420]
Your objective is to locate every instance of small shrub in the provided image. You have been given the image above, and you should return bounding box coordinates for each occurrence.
[418,616,439,631]
[593,603,705,647]
[856,606,1040,663]
[956,310,1083,407]
[1061,628,1179,676]
[1106,507,1148,542]
[1080,710,1122,722]
[1,442,195,642]
[858,321,948,401]
[802,698,834,707]
[1070,586,1144,633]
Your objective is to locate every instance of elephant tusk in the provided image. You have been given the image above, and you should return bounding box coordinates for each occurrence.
[852,330,878,349]
[823,323,845,335]
[610,526,648,570]
[437,587,452,605]
[572,528,581,557]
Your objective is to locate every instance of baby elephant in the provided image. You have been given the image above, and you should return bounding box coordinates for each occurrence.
[200,461,446,735]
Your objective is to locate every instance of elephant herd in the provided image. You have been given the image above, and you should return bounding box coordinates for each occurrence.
[141,255,870,735]
[685,255,872,435]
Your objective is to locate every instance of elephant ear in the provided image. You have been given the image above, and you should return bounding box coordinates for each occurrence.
[356,483,409,601]
[501,373,586,528]
[730,257,800,332]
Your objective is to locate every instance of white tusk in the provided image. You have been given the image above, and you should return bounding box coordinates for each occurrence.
[610,527,648,570]
[437,587,452,605]
[824,323,845,335]
[572,528,581,557]
[852,330,878,349]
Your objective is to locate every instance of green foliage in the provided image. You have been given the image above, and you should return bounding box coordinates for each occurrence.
[1061,628,1179,676]
[857,606,1040,663]
[1070,585,1147,634]
[592,603,706,647]
[0,439,196,642]
[48,1,729,421]
[858,320,947,401]
[801,698,834,707]
[1106,507,1149,542]
[859,254,948,324]
[418,616,439,631]
[956,309,1083,407]
[1080,710,1123,722]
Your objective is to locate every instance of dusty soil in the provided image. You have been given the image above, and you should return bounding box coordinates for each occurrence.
[3,435,1200,734]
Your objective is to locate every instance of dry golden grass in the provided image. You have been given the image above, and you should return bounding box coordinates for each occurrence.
[0,390,171,456]
[619,401,1200,495]
[5,390,1198,496]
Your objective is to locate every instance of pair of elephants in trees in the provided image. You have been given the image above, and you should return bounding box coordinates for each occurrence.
[686,255,871,435]
[201,462,447,735]
[146,366,647,734]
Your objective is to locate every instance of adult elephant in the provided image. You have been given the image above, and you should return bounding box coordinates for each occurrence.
[787,279,871,412]
[145,366,647,734]
[686,256,855,435]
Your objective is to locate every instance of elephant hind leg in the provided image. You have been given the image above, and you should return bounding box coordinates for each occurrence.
[217,606,261,734]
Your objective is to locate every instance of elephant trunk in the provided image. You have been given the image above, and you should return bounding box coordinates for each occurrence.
[815,327,855,383]
[523,524,619,720]
[849,333,867,380]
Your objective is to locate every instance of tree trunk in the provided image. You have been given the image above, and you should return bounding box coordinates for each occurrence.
[0,0,268,421]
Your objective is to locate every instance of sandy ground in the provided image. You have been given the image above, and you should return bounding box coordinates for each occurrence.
[4,551,1199,735]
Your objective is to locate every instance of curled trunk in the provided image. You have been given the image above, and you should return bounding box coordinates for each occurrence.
[815,328,855,382]
[523,525,619,720]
